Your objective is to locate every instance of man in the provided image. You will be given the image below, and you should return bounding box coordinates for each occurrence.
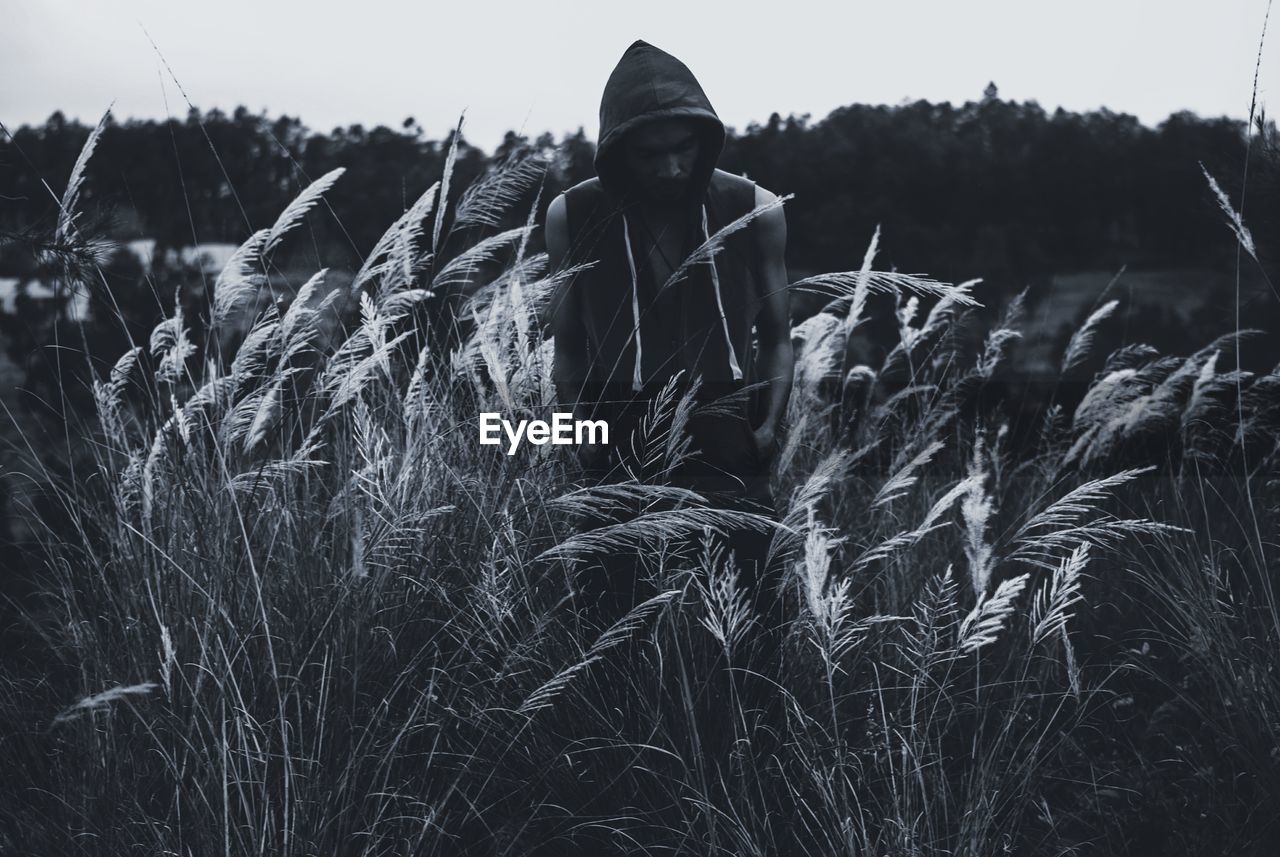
[544,39,794,629]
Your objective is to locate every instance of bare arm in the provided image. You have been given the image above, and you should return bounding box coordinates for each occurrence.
[545,194,608,472]
[545,193,590,415]
[750,184,794,456]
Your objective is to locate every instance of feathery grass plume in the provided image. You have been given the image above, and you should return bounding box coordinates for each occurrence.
[93,345,142,448]
[379,287,434,319]
[229,312,280,382]
[353,181,439,297]
[1237,371,1280,448]
[1180,351,1238,458]
[324,330,415,417]
[1200,162,1259,260]
[853,473,980,570]
[1037,402,1067,452]
[546,482,711,522]
[150,291,197,385]
[115,452,145,512]
[106,345,142,405]
[1088,370,1193,465]
[278,268,329,357]
[797,506,842,623]
[921,277,980,328]
[1182,349,1221,422]
[452,149,546,230]
[695,530,755,657]
[1006,467,1152,561]
[517,655,601,716]
[535,505,779,564]
[796,507,900,669]
[243,370,295,453]
[454,248,550,323]
[220,383,268,449]
[873,440,944,509]
[1029,541,1089,648]
[359,292,392,378]
[55,106,112,246]
[26,104,115,281]
[351,394,391,490]
[658,193,792,295]
[535,336,557,406]
[476,553,516,627]
[775,410,809,475]
[902,564,961,670]
[1072,368,1144,435]
[432,225,532,292]
[92,384,124,451]
[768,445,867,570]
[140,377,237,518]
[264,167,345,255]
[868,383,939,439]
[587,588,681,657]
[476,317,517,415]
[958,573,1029,653]
[792,310,846,400]
[432,115,464,259]
[506,185,544,357]
[210,229,269,331]
[157,625,176,698]
[229,447,328,497]
[961,432,996,596]
[402,345,435,423]
[52,682,158,725]
[797,506,860,667]
[879,282,975,384]
[975,289,1026,380]
[841,364,877,419]
[1102,342,1161,374]
[627,372,700,481]
[896,293,920,339]
[170,394,191,447]
[388,200,435,297]
[452,255,553,407]
[1087,334,1256,465]
[790,269,981,308]
[844,225,881,338]
[466,226,546,409]
[1062,299,1119,373]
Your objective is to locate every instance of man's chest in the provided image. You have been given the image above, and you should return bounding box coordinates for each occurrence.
[627,211,697,294]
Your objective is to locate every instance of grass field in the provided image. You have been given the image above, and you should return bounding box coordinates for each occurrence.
[0,121,1277,856]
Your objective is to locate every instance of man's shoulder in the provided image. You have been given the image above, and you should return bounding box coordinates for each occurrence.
[555,178,613,228]
[709,168,755,192]
[561,177,605,201]
[707,169,764,213]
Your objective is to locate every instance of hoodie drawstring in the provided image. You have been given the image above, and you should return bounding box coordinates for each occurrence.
[620,205,743,393]
[700,204,744,383]
[621,213,644,392]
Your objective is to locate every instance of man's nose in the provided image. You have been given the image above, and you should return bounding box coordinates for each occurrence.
[660,155,686,179]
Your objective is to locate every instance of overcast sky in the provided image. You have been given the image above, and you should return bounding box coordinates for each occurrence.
[3,0,1276,151]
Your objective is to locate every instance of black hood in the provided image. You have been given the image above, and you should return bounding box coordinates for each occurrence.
[594,39,726,204]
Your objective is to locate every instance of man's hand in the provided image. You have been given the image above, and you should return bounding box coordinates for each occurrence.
[752,423,777,460]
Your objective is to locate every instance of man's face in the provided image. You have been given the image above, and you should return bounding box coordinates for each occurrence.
[621,118,701,203]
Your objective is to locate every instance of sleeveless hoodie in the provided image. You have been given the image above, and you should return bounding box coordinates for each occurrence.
[552,40,767,438]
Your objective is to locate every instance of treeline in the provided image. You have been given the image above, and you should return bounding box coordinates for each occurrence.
[2,86,1276,290]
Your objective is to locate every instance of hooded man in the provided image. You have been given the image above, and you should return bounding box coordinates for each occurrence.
[544,39,795,628]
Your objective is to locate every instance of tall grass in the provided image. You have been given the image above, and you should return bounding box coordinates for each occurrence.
[1,113,1277,856]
